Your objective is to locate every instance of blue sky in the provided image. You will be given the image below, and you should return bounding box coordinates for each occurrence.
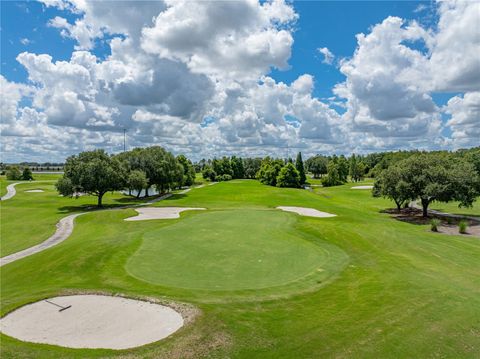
[3,1,436,100]
[0,0,478,162]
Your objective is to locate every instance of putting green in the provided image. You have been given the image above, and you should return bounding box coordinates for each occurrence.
[126,209,347,292]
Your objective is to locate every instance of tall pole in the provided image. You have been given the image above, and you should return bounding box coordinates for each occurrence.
[123,129,126,152]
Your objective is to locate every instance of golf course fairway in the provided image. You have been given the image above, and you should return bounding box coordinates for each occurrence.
[1,179,480,358]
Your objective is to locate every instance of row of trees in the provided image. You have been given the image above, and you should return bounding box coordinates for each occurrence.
[56,147,196,206]
[306,154,366,187]
[373,152,480,217]
[201,156,263,182]
[256,153,306,188]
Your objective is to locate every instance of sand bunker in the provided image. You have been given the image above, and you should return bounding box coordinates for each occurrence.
[0,295,183,350]
[277,206,336,218]
[351,185,373,190]
[25,189,44,193]
[125,207,206,221]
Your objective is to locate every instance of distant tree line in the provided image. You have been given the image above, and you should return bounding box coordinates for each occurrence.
[1,162,64,173]
[37,145,480,212]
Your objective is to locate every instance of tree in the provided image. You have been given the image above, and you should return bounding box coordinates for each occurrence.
[337,155,349,182]
[321,161,344,187]
[177,155,196,186]
[6,166,22,180]
[349,154,366,182]
[230,156,245,179]
[295,152,306,185]
[56,149,125,207]
[373,165,410,210]
[243,158,262,179]
[202,165,216,181]
[393,154,479,217]
[306,155,328,178]
[276,163,300,188]
[143,146,183,193]
[21,167,34,181]
[128,170,148,198]
[212,157,233,177]
[256,157,284,186]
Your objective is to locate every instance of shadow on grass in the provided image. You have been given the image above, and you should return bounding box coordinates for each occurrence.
[164,193,188,200]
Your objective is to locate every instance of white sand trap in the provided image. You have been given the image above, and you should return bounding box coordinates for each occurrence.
[0,295,183,350]
[25,189,44,193]
[277,206,336,218]
[125,207,205,221]
[351,185,373,190]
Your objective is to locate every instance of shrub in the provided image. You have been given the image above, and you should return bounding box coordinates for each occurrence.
[430,218,440,232]
[217,174,232,182]
[6,166,22,180]
[458,220,468,234]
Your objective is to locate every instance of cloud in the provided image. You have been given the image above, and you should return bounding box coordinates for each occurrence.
[335,16,438,142]
[317,47,334,65]
[141,0,297,79]
[20,38,31,45]
[428,1,480,92]
[334,1,480,148]
[444,92,480,148]
[2,0,479,162]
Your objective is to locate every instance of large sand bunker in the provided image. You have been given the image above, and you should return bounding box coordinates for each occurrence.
[351,185,373,190]
[125,207,206,221]
[276,206,336,218]
[25,189,44,193]
[0,295,184,350]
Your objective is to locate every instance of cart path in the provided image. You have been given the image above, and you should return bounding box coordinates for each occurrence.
[1,183,21,201]
[0,192,176,267]
[0,213,84,267]
[410,201,480,223]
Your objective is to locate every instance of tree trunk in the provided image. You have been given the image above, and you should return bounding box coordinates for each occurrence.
[421,198,429,217]
[136,191,140,199]
[395,200,401,211]
[145,186,149,197]
[97,193,104,207]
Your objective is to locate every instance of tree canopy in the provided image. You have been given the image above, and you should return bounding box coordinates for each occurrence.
[277,163,300,188]
[56,149,125,207]
[305,155,328,178]
[295,152,306,185]
[373,153,480,216]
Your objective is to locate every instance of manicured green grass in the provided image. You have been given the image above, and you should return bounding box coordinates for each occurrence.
[1,180,480,358]
[0,181,143,256]
[127,209,346,294]
[430,200,480,217]
[0,173,62,197]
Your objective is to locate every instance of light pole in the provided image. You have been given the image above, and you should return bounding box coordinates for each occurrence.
[123,129,126,152]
